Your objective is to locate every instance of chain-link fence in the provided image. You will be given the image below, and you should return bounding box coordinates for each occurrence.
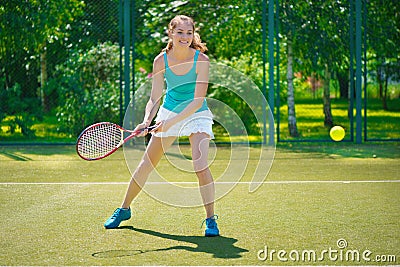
[1,0,399,144]
[1,0,119,142]
[275,0,400,142]
[363,0,400,141]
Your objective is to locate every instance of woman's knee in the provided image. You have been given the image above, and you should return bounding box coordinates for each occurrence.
[193,157,210,173]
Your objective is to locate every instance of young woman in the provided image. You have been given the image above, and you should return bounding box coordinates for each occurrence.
[104,15,219,237]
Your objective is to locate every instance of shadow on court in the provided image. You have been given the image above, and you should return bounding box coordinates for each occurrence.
[0,151,32,161]
[92,226,248,259]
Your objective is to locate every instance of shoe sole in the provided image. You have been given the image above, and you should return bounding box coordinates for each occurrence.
[104,216,131,229]
[205,232,220,237]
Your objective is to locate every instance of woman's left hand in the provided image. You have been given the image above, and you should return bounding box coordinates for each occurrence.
[150,120,172,133]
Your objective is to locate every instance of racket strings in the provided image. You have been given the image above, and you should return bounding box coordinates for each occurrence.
[77,123,123,159]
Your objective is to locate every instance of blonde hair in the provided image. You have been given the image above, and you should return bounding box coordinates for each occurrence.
[162,15,208,53]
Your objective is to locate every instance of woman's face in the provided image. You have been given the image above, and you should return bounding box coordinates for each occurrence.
[170,22,194,49]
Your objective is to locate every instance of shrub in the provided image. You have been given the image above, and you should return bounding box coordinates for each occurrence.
[209,53,263,135]
[0,80,42,138]
[55,42,120,136]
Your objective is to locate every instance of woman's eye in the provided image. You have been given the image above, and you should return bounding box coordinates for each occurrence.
[176,31,192,35]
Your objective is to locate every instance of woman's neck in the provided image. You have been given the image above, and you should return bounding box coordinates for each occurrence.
[169,47,194,61]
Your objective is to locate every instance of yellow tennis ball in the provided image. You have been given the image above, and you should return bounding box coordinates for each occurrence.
[330,126,345,141]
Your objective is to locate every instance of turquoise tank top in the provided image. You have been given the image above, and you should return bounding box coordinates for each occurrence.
[162,50,208,113]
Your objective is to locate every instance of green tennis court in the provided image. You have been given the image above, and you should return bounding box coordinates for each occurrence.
[0,143,399,265]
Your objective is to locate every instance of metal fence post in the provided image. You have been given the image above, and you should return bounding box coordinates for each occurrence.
[275,0,280,142]
[349,0,355,142]
[119,0,123,126]
[262,0,267,145]
[355,0,362,144]
[124,0,131,113]
[268,0,275,146]
[363,0,368,141]
[131,0,136,127]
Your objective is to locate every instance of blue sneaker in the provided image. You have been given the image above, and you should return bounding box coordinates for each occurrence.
[202,215,220,237]
[104,208,131,229]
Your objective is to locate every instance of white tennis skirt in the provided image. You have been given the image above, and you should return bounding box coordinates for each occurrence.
[152,106,214,139]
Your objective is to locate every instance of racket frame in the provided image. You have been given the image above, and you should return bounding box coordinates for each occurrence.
[76,122,156,161]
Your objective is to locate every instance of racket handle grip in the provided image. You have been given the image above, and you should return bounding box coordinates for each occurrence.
[145,125,157,131]
[135,125,157,134]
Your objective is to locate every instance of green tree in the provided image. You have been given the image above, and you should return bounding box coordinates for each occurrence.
[132,0,263,68]
[280,0,350,129]
[279,1,307,137]
[1,0,85,112]
[56,42,121,136]
[367,0,400,110]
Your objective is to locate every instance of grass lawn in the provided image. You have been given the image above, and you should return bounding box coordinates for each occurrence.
[1,98,399,143]
[278,98,400,141]
[0,143,399,266]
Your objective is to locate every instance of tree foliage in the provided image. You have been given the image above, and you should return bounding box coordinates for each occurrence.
[1,0,85,135]
[55,42,120,136]
[1,0,85,89]
[367,0,400,109]
[1,0,399,139]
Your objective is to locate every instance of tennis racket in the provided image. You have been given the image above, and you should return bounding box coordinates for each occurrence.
[76,122,156,161]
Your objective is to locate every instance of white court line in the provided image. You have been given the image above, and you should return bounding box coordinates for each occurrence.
[0,180,399,185]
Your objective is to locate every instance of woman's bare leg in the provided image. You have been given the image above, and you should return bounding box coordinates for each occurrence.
[121,136,176,208]
[189,132,215,218]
